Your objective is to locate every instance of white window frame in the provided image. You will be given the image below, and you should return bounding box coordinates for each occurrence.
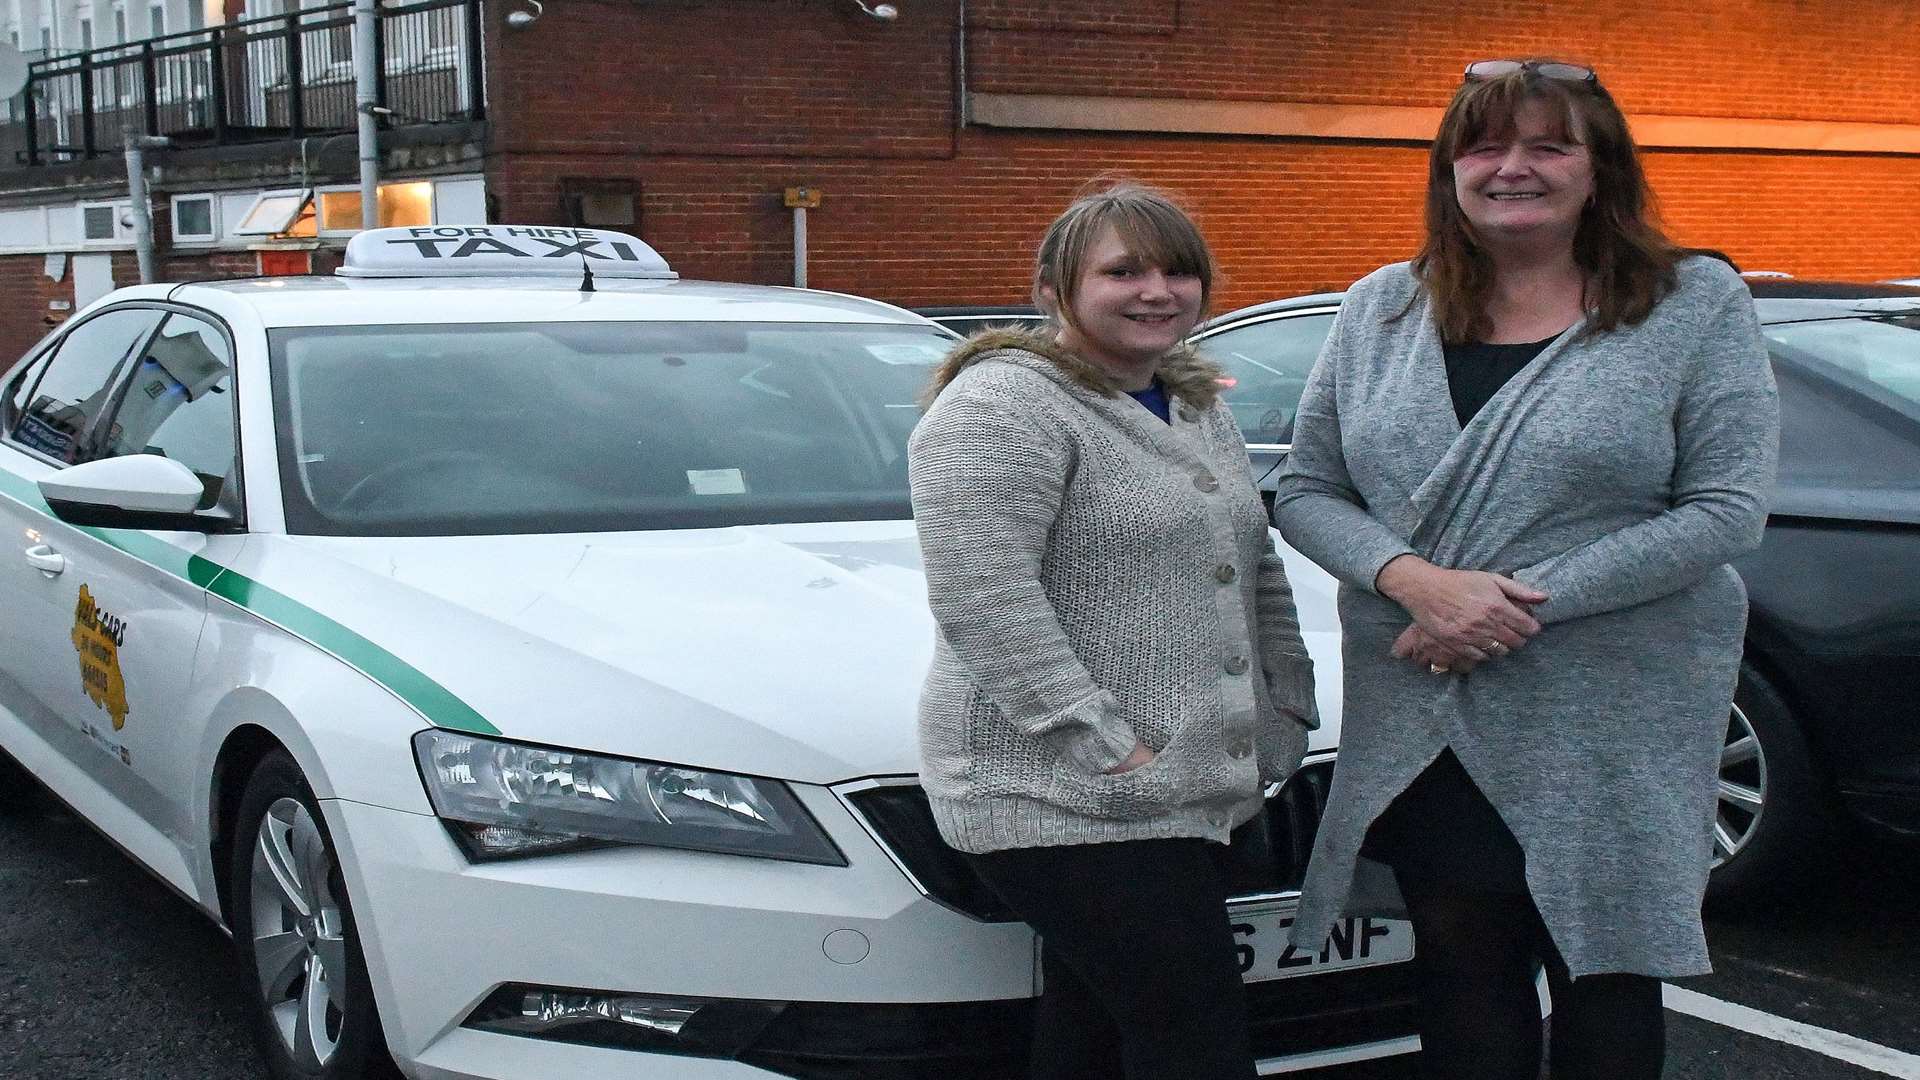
[231,188,312,236]
[169,194,218,243]
[78,200,130,244]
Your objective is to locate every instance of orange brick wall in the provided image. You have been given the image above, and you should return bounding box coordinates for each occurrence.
[486,0,1920,312]
[6,0,1919,365]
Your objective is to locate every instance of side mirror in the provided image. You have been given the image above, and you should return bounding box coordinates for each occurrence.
[38,455,231,532]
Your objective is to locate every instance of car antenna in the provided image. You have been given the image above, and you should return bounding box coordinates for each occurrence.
[578,254,596,294]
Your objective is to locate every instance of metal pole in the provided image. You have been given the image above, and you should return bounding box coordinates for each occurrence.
[353,0,379,229]
[124,130,170,284]
[792,206,807,289]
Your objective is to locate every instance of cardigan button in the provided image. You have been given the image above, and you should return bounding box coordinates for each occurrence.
[1214,564,1237,584]
[1180,406,1201,422]
[1223,655,1249,675]
[1193,474,1220,493]
[1229,737,1253,759]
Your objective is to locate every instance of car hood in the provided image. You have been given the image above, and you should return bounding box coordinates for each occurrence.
[241,522,1343,785]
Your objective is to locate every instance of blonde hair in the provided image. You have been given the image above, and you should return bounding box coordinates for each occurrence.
[1033,181,1215,332]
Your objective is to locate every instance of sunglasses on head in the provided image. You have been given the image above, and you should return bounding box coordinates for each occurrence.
[1463,60,1598,85]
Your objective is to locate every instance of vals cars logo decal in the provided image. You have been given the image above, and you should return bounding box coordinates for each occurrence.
[71,585,131,731]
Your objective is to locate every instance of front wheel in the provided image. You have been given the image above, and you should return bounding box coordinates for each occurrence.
[1705,663,1834,909]
[228,750,397,1080]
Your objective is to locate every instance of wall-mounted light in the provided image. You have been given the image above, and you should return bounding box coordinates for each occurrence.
[851,0,898,20]
[506,0,543,29]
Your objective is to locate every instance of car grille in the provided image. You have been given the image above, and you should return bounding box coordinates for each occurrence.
[845,758,1338,921]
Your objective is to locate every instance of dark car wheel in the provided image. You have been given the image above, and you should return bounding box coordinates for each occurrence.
[1705,663,1834,908]
[228,750,397,1080]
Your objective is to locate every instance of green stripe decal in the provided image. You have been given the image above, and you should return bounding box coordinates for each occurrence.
[0,465,498,735]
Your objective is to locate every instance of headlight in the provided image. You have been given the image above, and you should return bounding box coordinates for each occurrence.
[411,730,846,865]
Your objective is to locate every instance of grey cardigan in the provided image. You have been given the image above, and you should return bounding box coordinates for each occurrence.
[909,330,1317,854]
[1273,257,1779,978]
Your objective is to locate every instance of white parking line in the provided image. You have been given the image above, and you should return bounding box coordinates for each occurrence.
[1664,984,1920,1079]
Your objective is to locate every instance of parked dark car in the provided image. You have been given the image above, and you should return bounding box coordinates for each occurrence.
[1194,280,1920,904]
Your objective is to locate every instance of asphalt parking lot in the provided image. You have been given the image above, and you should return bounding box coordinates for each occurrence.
[1,776,1915,1080]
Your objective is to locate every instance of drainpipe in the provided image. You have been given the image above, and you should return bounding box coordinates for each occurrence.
[784,186,822,288]
[123,129,171,284]
[354,0,380,228]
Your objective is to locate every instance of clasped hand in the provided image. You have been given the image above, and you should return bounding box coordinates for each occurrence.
[1376,556,1548,675]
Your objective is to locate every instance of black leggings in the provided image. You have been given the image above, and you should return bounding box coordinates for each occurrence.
[961,838,1257,1080]
[1397,882,1666,1080]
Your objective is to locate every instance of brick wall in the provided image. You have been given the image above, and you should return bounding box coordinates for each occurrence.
[0,247,342,364]
[965,0,1920,125]
[484,0,1920,312]
[5,0,1918,364]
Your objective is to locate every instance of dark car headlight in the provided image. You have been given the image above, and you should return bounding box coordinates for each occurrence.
[412,730,845,865]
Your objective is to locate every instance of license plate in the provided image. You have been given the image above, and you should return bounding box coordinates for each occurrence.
[1229,901,1415,984]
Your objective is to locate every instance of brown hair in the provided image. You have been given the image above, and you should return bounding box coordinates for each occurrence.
[1413,63,1679,344]
[1032,181,1215,333]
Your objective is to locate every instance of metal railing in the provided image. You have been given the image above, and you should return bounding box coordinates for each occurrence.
[1,0,483,167]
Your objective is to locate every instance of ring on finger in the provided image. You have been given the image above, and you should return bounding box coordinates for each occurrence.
[1486,640,1510,656]
[1428,662,1449,675]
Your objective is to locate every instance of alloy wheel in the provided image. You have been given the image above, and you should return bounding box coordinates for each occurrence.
[1712,704,1767,868]
[249,796,349,1071]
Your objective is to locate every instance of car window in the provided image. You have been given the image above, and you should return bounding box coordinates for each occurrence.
[1764,315,1920,411]
[1195,312,1335,445]
[97,313,238,512]
[270,320,955,536]
[7,308,166,464]
[1767,317,1920,490]
[3,350,56,436]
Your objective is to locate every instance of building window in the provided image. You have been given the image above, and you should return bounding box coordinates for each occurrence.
[78,17,92,50]
[316,182,432,234]
[561,178,639,229]
[188,0,204,29]
[81,203,121,241]
[232,190,312,236]
[170,195,216,242]
[149,3,163,36]
[113,6,126,42]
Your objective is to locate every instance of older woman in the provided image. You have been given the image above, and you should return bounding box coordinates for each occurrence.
[910,183,1318,1080]
[1273,62,1779,1080]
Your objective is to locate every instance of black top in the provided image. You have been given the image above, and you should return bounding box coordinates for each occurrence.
[1443,335,1559,427]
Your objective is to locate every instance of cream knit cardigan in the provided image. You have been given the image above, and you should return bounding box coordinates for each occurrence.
[909,330,1318,854]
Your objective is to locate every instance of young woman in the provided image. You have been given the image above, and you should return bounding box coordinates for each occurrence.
[909,183,1318,1080]
[1273,61,1779,1080]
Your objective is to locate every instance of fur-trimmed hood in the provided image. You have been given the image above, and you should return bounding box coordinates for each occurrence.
[921,327,1225,410]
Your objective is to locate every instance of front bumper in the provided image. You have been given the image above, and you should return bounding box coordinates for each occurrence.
[326,788,1035,1080]
[326,773,1418,1080]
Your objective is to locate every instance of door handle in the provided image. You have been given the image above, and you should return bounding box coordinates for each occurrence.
[23,544,65,575]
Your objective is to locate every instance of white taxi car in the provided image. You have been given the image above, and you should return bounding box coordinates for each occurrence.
[0,226,1415,1080]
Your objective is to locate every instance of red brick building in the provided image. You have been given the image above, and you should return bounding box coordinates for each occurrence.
[5,0,1920,358]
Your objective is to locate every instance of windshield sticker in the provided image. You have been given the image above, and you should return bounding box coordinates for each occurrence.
[865,342,947,366]
[71,585,131,731]
[687,468,747,496]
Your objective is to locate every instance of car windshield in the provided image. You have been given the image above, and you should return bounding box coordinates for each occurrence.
[1763,314,1920,489]
[270,321,952,536]
[1764,314,1920,411]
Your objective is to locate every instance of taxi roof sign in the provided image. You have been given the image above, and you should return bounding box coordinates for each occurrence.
[336,225,677,280]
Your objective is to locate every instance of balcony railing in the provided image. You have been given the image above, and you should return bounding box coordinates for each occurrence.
[1,0,484,167]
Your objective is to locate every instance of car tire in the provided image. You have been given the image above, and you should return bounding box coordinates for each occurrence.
[1704,663,1834,909]
[227,750,398,1080]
